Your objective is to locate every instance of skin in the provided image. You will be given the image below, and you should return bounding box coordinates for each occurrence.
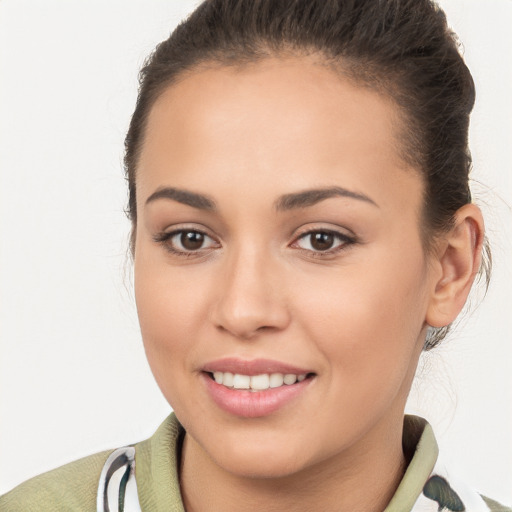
[133,57,484,511]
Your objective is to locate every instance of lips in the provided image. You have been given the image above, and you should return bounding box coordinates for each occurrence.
[201,358,315,417]
[203,357,312,376]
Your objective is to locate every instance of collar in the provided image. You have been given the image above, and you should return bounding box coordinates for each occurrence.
[99,413,491,511]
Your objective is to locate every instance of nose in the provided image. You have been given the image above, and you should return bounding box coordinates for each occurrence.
[210,248,291,340]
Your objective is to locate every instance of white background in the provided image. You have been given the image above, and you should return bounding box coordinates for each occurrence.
[0,0,511,504]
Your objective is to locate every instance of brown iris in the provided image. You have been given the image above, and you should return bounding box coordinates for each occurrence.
[310,232,335,251]
[181,231,205,250]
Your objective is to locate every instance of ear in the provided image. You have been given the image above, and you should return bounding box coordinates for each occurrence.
[426,203,485,329]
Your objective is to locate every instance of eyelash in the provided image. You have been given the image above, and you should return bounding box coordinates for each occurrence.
[292,229,356,258]
[153,228,357,259]
[152,229,219,258]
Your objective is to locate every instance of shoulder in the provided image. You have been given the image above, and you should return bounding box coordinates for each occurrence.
[0,414,182,512]
[0,449,111,512]
[398,416,511,512]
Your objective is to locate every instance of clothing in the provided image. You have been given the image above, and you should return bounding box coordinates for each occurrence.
[1,414,509,512]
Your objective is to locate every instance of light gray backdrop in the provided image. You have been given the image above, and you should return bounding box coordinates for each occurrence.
[1,0,511,503]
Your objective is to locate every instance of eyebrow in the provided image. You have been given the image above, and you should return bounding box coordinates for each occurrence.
[144,185,378,211]
[274,186,379,211]
[145,187,217,210]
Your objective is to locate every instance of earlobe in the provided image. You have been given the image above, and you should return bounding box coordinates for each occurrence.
[426,204,485,328]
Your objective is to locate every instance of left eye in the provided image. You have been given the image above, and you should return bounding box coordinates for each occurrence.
[294,231,351,252]
[157,229,219,253]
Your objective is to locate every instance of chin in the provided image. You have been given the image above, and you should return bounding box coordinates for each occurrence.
[216,451,308,479]
[203,432,314,479]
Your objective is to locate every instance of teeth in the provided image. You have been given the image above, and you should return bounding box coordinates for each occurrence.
[223,372,234,387]
[283,374,297,385]
[250,374,270,390]
[269,373,284,388]
[233,374,250,389]
[211,371,308,391]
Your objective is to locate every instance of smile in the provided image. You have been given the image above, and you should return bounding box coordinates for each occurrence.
[202,362,315,417]
[210,371,308,391]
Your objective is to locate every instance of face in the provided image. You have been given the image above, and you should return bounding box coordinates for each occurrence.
[134,57,436,478]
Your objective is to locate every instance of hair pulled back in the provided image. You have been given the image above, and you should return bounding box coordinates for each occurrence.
[124,0,489,349]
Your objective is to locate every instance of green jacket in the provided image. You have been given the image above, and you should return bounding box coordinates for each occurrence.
[1,414,510,511]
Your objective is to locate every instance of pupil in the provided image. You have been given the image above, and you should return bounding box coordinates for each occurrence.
[181,231,204,250]
[311,232,334,251]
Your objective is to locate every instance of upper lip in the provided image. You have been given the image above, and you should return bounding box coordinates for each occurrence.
[202,358,313,376]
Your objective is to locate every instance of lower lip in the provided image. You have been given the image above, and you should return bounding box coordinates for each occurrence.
[202,373,313,418]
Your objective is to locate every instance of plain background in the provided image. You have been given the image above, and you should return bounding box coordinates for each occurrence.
[0,0,511,503]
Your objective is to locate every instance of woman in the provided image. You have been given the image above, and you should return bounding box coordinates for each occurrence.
[1,0,510,510]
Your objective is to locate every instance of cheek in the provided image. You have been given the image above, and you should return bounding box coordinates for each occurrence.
[133,257,208,394]
[294,247,429,400]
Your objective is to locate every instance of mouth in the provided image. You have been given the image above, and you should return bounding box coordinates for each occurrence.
[200,359,316,418]
[205,370,315,392]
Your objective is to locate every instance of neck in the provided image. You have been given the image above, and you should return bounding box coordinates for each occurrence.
[179,413,407,512]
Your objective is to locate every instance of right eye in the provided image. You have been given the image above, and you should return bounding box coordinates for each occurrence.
[154,229,220,256]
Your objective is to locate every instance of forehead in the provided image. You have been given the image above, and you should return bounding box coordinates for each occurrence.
[137,57,420,213]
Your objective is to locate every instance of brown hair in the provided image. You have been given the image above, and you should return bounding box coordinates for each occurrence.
[124,0,490,349]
